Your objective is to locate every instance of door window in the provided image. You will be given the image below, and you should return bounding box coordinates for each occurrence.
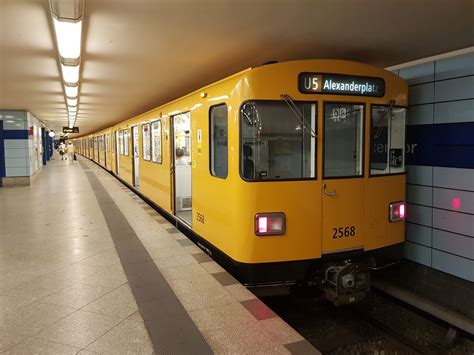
[370,106,406,175]
[142,123,151,161]
[210,104,228,178]
[324,103,364,178]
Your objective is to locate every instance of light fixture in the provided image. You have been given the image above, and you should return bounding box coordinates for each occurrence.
[53,18,82,60]
[61,63,79,83]
[50,0,84,129]
[67,97,78,106]
[64,84,78,97]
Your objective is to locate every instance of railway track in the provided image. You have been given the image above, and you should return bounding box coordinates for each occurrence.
[262,287,473,354]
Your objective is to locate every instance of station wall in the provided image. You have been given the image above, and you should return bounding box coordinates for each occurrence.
[0,110,46,186]
[392,51,474,282]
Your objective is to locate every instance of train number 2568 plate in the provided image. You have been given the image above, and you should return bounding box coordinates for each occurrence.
[332,226,356,238]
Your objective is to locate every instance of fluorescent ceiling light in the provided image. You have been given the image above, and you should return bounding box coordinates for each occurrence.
[53,18,82,59]
[61,63,79,83]
[64,85,78,97]
[68,106,77,112]
[67,98,78,106]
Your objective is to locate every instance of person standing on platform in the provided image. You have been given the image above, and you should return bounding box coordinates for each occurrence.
[67,142,75,162]
[59,142,67,160]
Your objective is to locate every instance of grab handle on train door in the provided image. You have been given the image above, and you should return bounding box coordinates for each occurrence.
[323,183,336,197]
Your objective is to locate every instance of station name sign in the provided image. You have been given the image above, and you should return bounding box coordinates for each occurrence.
[298,73,385,97]
[63,127,79,133]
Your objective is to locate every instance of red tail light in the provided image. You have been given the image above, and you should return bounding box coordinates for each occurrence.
[389,202,406,222]
[255,213,286,236]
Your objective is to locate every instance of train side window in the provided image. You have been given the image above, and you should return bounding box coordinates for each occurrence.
[123,129,129,156]
[151,120,162,164]
[240,101,316,181]
[370,106,406,175]
[210,104,228,178]
[142,123,151,161]
[119,130,124,155]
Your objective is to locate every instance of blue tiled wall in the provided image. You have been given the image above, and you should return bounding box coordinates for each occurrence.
[394,52,474,282]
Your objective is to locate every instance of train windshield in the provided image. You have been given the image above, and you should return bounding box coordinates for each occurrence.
[370,106,406,175]
[240,101,316,181]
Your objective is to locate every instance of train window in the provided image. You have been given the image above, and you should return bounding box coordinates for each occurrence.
[142,123,151,161]
[370,106,406,175]
[123,129,129,156]
[324,103,364,178]
[151,120,162,164]
[119,131,124,155]
[240,101,316,181]
[210,104,228,178]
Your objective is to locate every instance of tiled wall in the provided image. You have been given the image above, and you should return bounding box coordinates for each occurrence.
[0,110,44,178]
[27,111,44,175]
[393,52,474,282]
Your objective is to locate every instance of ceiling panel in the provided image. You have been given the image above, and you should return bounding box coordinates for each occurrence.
[1,0,473,136]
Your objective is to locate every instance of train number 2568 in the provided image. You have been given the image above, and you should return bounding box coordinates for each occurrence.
[332,226,356,238]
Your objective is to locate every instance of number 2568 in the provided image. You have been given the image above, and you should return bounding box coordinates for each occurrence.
[332,226,356,238]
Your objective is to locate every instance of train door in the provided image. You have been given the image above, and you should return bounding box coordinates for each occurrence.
[171,112,192,226]
[105,133,109,168]
[131,126,140,188]
[115,131,120,174]
[321,103,365,253]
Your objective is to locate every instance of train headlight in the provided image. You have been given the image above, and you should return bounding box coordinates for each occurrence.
[389,202,406,222]
[255,213,286,236]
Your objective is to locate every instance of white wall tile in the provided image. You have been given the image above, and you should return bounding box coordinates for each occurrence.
[433,167,474,192]
[433,229,473,260]
[406,104,433,125]
[406,222,432,247]
[435,52,474,80]
[399,62,434,85]
[2,119,27,130]
[407,165,433,186]
[432,250,473,282]
[0,110,26,122]
[435,76,474,102]
[433,208,474,237]
[407,204,432,227]
[5,158,29,168]
[5,166,29,177]
[404,242,432,266]
[434,99,474,124]
[3,140,28,149]
[407,185,432,206]
[4,148,28,158]
[433,187,474,214]
[409,83,434,105]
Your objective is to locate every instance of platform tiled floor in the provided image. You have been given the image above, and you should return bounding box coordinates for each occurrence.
[0,154,320,354]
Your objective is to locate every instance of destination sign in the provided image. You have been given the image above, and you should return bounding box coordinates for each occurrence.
[298,73,385,97]
[63,127,79,133]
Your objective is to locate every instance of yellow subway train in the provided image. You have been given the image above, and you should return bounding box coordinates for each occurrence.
[73,60,408,305]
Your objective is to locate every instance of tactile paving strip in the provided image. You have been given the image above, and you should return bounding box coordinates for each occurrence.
[79,160,212,354]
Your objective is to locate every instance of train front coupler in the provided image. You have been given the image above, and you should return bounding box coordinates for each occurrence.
[317,260,370,306]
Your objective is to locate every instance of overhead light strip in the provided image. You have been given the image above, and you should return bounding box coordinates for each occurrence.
[49,0,84,133]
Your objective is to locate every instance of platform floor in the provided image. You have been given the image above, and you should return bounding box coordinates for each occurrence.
[0,154,319,354]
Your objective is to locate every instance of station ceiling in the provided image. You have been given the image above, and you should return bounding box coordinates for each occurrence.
[1,0,473,136]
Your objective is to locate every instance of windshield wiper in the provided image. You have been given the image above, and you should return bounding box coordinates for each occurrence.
[280,94,317,138]
[374,100,395,139]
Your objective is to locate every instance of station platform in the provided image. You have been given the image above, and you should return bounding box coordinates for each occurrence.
[0,154,320,354]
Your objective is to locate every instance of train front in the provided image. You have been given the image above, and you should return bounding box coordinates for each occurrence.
[232,60,408,305]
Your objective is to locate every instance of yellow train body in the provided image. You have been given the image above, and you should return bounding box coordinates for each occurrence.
[74,60,408,293]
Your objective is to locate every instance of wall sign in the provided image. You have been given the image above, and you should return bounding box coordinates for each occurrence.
[298,73,385,97]
[63,127,79,133]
